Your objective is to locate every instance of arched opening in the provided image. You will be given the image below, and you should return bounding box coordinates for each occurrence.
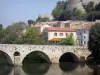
[14,51,20,56]
[87,54,93,59]
[59,52,79,63]
[22,51,51,64]
[0,50,13,65]
[59,62,78,72]
[22,51,51,74]
[86,54,95,67]
[0,50,13,75]
[13,51,21,66]
[59,52,78,72]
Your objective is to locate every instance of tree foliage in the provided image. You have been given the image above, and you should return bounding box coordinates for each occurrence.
[95,2,100,11]
[22,27,45,44]
[87,11,100,21]
[52,1,87,21]
[74,9,87,20]
[0,22,45,44]
[0,24,5,43]
[36,16,50,22]
[85,1,100,21]
[83,1,94,13]
[60,34,75,45]
[28,20,35,26]
[88,23,100,60]
[52,0,100,21]
[52,1,73,21]
[1,22,27,44]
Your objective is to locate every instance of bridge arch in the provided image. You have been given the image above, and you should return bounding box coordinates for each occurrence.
[85,54,94,65]
[59,52,79,62]
[0,50,13,65]
[22,50,52,64]
[86,54,93,59]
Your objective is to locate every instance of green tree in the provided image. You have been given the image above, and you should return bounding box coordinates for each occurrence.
[60,34,75,45]
[83,1,94,13]
[52,1,73,21]
[88,23,100,61]
[0,24,4,43]
[75,8,87,20]
[1,22,27,44]
[36,16,50,22]
[52,0,87,21]
[87,11,100,21]
[22,27,45,44]
[82,1,100,21]
[28,20,35,26]
[0,24,3,30]
[95,2,100,11]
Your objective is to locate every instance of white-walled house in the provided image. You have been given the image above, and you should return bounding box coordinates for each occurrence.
[77,24,92,46]
[43,27,77,44]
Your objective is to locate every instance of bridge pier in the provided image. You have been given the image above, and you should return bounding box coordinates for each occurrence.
[14,56,22,66]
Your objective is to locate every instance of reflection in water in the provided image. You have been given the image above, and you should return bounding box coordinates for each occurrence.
[2,63,100,75]
[0,55,13,75]
[22,63,51,74]
[59,62,78,72]
[0,64,12,75]
[79,62,85,68]
[92,67,100,75]
[87,66,100,75]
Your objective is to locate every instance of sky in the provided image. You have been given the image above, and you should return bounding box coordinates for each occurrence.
[0,0,99,27]
[0,0,61,27]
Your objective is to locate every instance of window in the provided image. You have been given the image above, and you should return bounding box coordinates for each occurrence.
[54,33,57,36]
[60,33,63,36]
[84,30,86,33]
[65,23,70,28]
[81,40,83,44]
[66,33,68,36]
[84,36,86,39]
[84,41,86,45]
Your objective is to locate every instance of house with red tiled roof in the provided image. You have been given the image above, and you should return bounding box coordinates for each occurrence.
[43,27,77,44]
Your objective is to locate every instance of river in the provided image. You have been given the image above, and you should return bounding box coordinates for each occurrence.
[1,62,100,75]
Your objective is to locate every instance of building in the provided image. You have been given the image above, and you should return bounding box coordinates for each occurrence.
[34,21,72,34]
[77,24,92,46]
[34,20,98,45]
[43,27,77,44]
[34,20,95,30]
[34,24,51,33]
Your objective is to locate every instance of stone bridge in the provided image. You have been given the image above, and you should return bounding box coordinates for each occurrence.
[0,44,91,66]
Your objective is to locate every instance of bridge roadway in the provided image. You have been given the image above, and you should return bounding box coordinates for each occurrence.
[0,44,90,66]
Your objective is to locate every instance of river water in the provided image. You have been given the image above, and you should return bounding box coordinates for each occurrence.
[1,62,100,75]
